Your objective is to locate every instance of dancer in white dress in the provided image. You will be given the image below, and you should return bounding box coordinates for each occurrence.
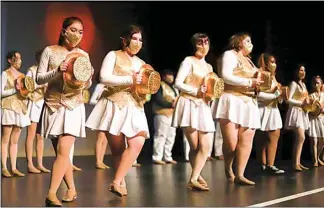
[37,17,93,206]
[307,76,324,167]
[256,53,285,174]
[284,65,310,171]
[1,51,30,178]
[214,33,263,185]
[172,33,215,191]
[86,25,150,197]
[25,50,51,174]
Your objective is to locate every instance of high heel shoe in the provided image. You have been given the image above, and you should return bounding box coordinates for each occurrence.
[318,158,324,166]
[45,197,62,207]
[103,163,110,169]
[72,165,82,171]
[12,169,25,177]
[234,176,255,186]
[62,189,77,203]
[28,166,41,174]
[120,185,128,196]
[299,164,309,170]
[293,165,303,172]
[197,175,208,187]
[109,183,123,197]
[187,181,209,191]
[2,169,12,177]
[38,166,51,173]
[96,163,106,170]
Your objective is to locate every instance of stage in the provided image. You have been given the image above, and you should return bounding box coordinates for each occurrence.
[2,156,324,207]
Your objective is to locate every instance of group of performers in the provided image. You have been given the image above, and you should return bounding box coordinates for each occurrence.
[1,16,324,207]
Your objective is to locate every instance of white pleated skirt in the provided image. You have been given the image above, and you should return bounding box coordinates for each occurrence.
[27,99,45,123]
[39,104,86,139]
[214,93,261,129]
[86,98,150,139]
[308,116,324,138]
[258,106,283,131]
[1,108,31,128]
[171,96,215,132]
[284,106,310,130]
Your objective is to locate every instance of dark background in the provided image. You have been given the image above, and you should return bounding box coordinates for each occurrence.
[2,1,323,162]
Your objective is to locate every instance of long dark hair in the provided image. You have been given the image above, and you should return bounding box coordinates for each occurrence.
[58,16,83,46]
[6,50,20,67]
[293,64,306,87]
[120,25,143,50]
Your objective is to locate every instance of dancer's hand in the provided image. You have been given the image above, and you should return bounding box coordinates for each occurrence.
[133,72,143,84]
[251,77,264,88]
[59,61,68,72]
[200,85,207,93]
[302,97,311,106]
[15,81,21,90]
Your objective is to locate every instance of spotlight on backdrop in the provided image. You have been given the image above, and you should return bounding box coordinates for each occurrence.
[44,2,95,51]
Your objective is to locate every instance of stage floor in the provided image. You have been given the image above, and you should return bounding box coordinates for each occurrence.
[2,156,324,207]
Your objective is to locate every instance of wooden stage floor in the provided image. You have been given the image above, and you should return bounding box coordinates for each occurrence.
[2,156,324,207]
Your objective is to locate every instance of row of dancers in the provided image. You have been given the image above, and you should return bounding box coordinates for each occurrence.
[1,16,324,207]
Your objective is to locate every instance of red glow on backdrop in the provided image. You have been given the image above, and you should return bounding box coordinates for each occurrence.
[44,3,95,51]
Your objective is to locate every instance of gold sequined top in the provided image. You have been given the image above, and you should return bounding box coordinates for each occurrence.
[176,56,213,104]
[286,81,309,112]
[309,91,324,117]
[1,69,28,114]
[101,50,147,109]
[292,82,308,101]
[258,77,280,108]
[223,52,258,99]
[37,45,92,113]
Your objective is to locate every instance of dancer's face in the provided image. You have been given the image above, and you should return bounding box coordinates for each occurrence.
[314,77,323,92]
[195,37,209,57]
[126,32,143,55]
[268,56,277,73]
[298,66,306,80]
[241,36,253,55]
[63,21,84,48]
[164,74,174,85]
[8,53,22,70]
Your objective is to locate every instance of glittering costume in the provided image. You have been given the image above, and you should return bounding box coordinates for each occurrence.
[172,56,215,132]
[36,45,92,139]
[257,78,283,131]
[284,81,310,130]
[86,50,150,138]
[214,50,261,129]
[307,92,324,138]
[1,69,31,127]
